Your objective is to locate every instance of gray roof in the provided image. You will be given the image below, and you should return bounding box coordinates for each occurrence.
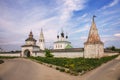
[21,45,39,48]
[54,41,71,44]
[25,38,36,42]
[50,48,83,52]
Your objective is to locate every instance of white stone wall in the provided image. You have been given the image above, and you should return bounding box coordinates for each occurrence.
[21,47,33,57]
[84,44,104,58]
[52,52,84,58]
[0,53,20,57]
[104,53,119,56]
[32,52,84,58]
[32,52,45,57]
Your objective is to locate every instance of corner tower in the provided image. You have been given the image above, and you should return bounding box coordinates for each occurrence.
[39,28,45,50]
[84,16,104,58]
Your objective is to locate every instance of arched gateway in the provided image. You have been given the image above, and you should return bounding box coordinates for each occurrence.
[21,31,40,57]
[24,49,30,57]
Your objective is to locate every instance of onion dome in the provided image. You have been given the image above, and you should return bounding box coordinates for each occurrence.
[61,32,64,38]
[57,35,59,39]
[66,35,68,39]
[25,31,36,42]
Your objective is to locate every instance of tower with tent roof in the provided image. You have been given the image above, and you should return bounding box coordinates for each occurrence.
[84,16,104,58]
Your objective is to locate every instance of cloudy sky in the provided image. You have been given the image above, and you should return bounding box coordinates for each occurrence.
[0,0,120,51]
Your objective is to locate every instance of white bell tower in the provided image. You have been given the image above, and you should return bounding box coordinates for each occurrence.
[39,28,45,50]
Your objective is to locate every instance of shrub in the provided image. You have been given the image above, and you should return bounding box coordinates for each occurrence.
[0,60,4,64]
[56,67,60,70]
[45,49,54,57]
[60,68,65,72]
[65,69,70,73]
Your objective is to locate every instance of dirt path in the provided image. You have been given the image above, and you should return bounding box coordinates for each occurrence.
[0,55,120,80]
[0,58,80,80]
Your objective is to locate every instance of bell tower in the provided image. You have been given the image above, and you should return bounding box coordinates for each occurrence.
[39,28,45,50]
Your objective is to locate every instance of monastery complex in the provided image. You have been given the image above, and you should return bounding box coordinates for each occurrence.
[21,16,105,58]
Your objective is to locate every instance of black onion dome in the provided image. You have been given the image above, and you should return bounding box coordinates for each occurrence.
[66,35,68,39]
[61,32,64,37]
[57,35,59,38]
[25,31,36,42]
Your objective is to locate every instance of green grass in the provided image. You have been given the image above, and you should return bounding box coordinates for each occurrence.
[0,56,18,59]
[30,55,119,74]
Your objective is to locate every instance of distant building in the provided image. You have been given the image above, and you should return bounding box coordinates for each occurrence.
[53,30,72,49]
[84,16,104,58]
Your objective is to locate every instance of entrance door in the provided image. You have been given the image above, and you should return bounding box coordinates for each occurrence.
[24,49,30,57]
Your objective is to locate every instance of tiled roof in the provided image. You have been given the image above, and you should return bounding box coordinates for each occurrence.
[21,45,39,48]
[85,16,103,44]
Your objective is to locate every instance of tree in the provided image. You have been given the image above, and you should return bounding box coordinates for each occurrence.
[111,46,116,51]
[45,49,54,57]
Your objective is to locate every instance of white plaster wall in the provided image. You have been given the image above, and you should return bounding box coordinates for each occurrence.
[32,52,45,57]
[21,47,33,57]
[0,53,20,57]
[52,52,84,58]
[33,52,84,58]
[84,44,104,58]
[104,53,119,56]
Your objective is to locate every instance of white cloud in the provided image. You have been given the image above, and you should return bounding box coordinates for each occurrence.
[101,0,119,10]
[71,24,89,34]
[59,0,87,22]
[114,33,120,37]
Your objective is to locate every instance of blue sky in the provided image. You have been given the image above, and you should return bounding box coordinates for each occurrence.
[0,0,120,51]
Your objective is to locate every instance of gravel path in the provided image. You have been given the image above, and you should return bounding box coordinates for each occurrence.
[0,55,120,80]
[0,58,80,80]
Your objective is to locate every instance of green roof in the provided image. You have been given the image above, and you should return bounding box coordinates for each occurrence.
[65,44,73,49]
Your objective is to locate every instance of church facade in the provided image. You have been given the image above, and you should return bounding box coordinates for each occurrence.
[54,31,72,49]
[21,16,104,58]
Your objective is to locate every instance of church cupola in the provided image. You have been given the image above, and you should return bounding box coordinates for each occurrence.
[25,31,36,45]
[66,35,68,39]
[57,35,59,39]
[61,32,64,38]
[66,32,68,39]
[29,31,33,38]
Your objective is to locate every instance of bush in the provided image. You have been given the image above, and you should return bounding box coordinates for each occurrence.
[0,60,4,64]
[59,68,65,72]
[56,67,60,70]
[45,49,54,57]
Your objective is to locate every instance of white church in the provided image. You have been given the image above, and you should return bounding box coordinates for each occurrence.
[21,16,104,58]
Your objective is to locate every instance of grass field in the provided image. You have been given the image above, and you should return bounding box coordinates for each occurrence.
[30,55,119,75]
[0,56,18,59]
